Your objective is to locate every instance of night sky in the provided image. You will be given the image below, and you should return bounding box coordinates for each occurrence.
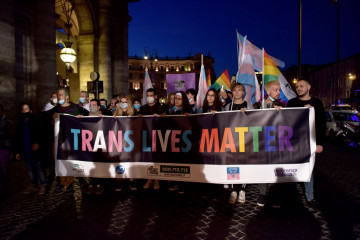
[128,0,360,78]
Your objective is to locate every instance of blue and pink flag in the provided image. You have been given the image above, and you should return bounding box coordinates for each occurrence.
[142,70,153,105]
[196,56,207,109]
[236,35,260,104]
[166,73,196,95]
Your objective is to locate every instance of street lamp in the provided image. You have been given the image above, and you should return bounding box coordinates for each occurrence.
[60,0,76,74]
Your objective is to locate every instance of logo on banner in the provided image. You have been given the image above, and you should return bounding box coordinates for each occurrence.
[227,167,240,180]
[72,163,84,173]
[174,80,185,90]
[147,165,159,176]
[274,168,297,177]
[115,165,125,174]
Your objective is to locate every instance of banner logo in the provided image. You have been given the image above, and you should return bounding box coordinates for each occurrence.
[72,163,84,173]
[227,167,240,180]
[274,168,297,177]
[159,165,191,178]
[115,165,125,174]
[147,165,159,176]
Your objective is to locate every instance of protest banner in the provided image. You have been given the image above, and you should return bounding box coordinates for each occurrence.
[55,108,316,184]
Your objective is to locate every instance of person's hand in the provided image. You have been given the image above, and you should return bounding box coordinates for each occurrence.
[98,114,103,117]
[184,112,190,116]
[219,91,228,99]
[160,113,166,118]
[274,106,282,111]
[315,145,323,153]
[53,113,59,120]
[240,108,246,113]
[211,110,217,114]
[138,114,143,117]
[153,113,160,117]
[76,115,83,118]
[16,153,21,161]
[305,104,313,108]
[32,143,39,151]
[189,99,195,105]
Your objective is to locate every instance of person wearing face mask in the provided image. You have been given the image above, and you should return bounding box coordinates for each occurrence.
[42,92,58,112]
[99,99,112,116]
[78,91,90,114]
[108,97,119,114]
[186,88,202,114]
[139,88,165,116]
[133,98,141,116]
[140,88,165,190]
[113,96,137,191]
[50,87,84,194]
[15,103,47,195]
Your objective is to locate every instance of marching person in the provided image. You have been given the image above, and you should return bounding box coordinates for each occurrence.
[287,79,326,208]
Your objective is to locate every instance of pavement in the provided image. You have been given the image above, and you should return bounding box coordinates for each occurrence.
[0,141,359,240]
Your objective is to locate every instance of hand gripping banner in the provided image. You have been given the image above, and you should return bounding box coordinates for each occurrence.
[54,108,316,184]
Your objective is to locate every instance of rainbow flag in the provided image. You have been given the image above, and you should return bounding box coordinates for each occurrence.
[211,69,231,91]
[263,49,296,102]
[207,69,211,88]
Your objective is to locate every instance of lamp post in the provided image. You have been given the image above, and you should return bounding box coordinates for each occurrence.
[331,0,340,104]
[144,47,158,84]
[59,0,76,87]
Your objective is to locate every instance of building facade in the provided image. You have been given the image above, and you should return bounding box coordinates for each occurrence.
[128,53,216,101]
[309,54,360,108]
[0,0,136,127]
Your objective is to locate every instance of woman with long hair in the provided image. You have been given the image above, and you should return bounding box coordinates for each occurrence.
[202,89,222,113]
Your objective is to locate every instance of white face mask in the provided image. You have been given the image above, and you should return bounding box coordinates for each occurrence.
[89,106,98,113]
[147,96,155,104]
[58,99,65,105]
[52,98,58,104]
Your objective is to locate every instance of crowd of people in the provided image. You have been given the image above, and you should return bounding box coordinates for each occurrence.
[0,79,325,209]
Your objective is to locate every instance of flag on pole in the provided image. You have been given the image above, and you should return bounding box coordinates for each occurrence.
[207,69,212,88]
[142,70,153,105]
[236,35,260,104]
[211,69,231,91]
[196,55,207,109]
[263,49,296,102]
[237,31,285,71]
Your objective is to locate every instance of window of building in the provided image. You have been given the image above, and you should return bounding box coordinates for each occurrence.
[129,73,133,79]
[160,66,164,71]
[140,65,143,70]
[129,82,133,89]
[140,82,143,89]
[160,74,164,80]
[129,65,133,70]
[139,74,143,79]
[181,66,185,71]
[161,82,165,89]
[171,66,175,71]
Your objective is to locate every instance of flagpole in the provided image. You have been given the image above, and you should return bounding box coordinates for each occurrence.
[262,48,265,108]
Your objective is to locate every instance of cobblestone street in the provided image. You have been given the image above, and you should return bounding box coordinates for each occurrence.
[1,142,359,240]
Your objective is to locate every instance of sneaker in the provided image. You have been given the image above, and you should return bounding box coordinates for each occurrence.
[229,191,237,204]
[257,195,266,207]
[237,190,246,204]
[223,184,229,189]
[38,186,46,195]
[86,184,95,194]
[23,186,38,195]
[168,184,179,191]
[153,180,160,190]
[94,185,104,195]
[129,181,137,191]
[143,179,152,190]
[272,202,281,208]
[178,185,184,195]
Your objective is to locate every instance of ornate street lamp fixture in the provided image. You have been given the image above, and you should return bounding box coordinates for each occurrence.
[60,0,76,69]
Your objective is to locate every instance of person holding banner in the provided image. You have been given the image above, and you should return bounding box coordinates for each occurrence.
[255,81,283,207]
[186,88,202,114]
[167,91,191,194]
[113,96,137,191]
[141,88,165,190]
[165,92,175,114]
[287,79,325,208]
[224,83,248,204]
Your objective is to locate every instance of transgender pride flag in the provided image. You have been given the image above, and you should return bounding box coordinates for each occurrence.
[236,35,260,104]
[196,55,208,109]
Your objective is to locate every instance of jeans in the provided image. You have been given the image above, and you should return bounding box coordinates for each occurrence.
[24,151,46,187]
[304,173,314,201]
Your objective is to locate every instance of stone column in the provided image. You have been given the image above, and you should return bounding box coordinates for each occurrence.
[112,1,130,96]
[98,0,112,100]
[76,34,95,101]
[0,0,17,125]
[32,0,57,113]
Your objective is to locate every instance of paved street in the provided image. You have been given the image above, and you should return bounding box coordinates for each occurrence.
[0,141,359,240]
